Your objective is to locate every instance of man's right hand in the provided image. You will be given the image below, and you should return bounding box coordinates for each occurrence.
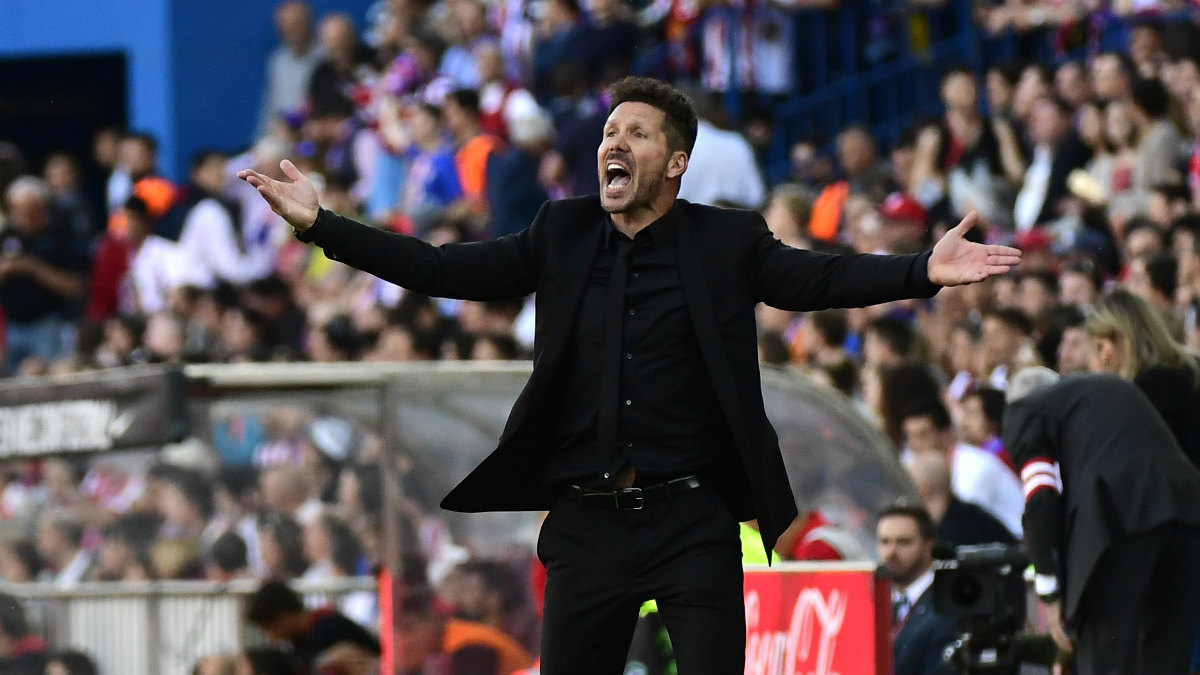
[237,159,320,231]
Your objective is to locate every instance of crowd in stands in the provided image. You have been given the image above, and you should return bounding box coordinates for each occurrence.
[2,0,1200,673]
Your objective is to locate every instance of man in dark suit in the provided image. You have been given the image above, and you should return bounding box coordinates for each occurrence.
[239,77,1020,674]
[877,505,957,675]
[1005,367,1200,674]
[905,453,1016,548]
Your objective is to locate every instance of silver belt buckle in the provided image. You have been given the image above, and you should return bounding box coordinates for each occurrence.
[615,487,645,510]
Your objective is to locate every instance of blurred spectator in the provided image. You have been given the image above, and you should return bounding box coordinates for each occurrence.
[905,452,1016,547]
[0,177,87,374]
[980,307,1036,389]
[486,105,553,238]
[1013,95,1091,231]
[940,67,1020,228]
[258,514,309,581]
[172,151,275,289]
[958,386,1012,471]
[43,153,96,241]
[440,560,539,653]
[444,88,504,221]
[105,133,160,214]
[34,512,92,588]
[677,91,765,209]
[532,0,589,96]
[397,103,464,235]
[900,397,1024,536]
[809,126,891,242]
[150,538,203,580]
[394,588,533,675]
[1092,51,1136,104]
[440,0,493,88]
[0,540,40,584]
[1087,288,1200,468]
[245,580,380,674]
[0,593,48,675]
[308,13,371,125]
[43,649,100,675]
[1126,77,1184,214]
[258,0,324,137]
[261,466,323,525]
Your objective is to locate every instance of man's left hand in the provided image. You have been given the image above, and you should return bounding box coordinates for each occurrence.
[1045,599,1074,655]
[927,212,1022,286]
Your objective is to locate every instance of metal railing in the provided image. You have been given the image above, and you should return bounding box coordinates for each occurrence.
[2,577,377,675]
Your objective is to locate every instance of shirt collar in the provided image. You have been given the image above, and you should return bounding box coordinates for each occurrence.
[604,203,680,249]
[902,568,935,607]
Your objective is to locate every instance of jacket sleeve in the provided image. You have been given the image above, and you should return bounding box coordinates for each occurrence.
[746,213,941,311]
[1003,399,1064,595]
[300,203,543,300]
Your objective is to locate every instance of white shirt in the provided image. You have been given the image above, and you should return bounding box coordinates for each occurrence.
[949,442,1024,537]
[678,120,766,209]
[295,498,324,527]
[1014,145,1052,232]
[174,199,274,289]
[900,568,935,612]
[125,235,178,314]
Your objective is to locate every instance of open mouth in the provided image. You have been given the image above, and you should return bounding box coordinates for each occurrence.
[605,161,632,191]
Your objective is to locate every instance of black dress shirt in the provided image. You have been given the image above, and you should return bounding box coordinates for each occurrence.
[547,206,726,489]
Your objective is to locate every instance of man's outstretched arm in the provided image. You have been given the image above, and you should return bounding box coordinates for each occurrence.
[239,160,540,300]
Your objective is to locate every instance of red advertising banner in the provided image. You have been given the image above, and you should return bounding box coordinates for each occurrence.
[744,562,891,675]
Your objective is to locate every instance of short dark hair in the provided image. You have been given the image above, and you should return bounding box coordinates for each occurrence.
[1062,260,1103,293]
[1020,269,1059,296]
[866,316,916,357]
[0,592,29,637]
[986,308,1034,336]
[608,76,699,156]
[245,581,304,626]
[123,195,151,220]
[1132,77,1170,118]
[445,88,481,118]
[123,132,158,154]
[940,65,974,85]
[1146,252,1179,298]
[900,397,952,431]
[190,149,225,172]
[964,387,1006,429]
[167,469,215,520]
[210,531,248,573]
[878,504,937,541]
[811,309,849,347]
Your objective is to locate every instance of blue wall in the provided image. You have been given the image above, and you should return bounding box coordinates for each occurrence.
[0,0,372,181]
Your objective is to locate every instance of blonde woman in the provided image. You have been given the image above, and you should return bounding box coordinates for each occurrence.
[1087,288,1200,467]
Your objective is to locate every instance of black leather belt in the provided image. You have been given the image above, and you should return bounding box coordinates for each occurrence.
[565,475,703,511]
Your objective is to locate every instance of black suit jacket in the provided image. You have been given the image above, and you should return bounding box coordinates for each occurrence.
[893,587,957,675]
[1003,373,1200,619]
[305,196,940,552]
[938,496,1016,548]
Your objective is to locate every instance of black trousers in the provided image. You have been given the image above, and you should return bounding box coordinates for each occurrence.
[537,484,745,675]
[1073,522,1200,675]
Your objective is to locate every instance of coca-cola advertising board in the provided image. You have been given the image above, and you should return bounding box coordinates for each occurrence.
[744,562,891,675]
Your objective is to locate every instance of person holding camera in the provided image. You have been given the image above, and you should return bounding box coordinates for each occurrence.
[1005,367,1200,674]
[877,504,958,675]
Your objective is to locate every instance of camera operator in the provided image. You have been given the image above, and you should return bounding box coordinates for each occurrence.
[1004,367,1200,674]
[877,505,958,675]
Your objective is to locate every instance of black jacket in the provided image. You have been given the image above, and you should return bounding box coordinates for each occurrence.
[303,196,940,552]
[893,587,957,675]
[1003,373,1200,619]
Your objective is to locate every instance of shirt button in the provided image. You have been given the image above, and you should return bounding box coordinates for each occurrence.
[633,272,640,279]
[625,441,633,448]
[625,399,632,406]
[625,353,633,360]
[603,472,610,479]
[628,309,636,316]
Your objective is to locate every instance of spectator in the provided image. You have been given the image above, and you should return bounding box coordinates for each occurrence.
[958,387,1012,471]
[394,588,533,675]
[159,468,218,550]
[677,91,765,209]
[863,316,922,369]
[485,107,553,238]
[258,513,309,581]
[1125,77,1184,213]
[905,452,1016,547]
[441,560,539,653]
[940,66,1017,227]
[34,512,93,588]
[43,153,96,241]
[900,397,1024,536]
[980,308,1035,389]
[809,126,891,242]
[260,466,323,526]
[1092,51,1136,104]
[1013,95,1091,231]
[443,88,504,218]
[439,0,492,88]
[0,540,40,584]
[1087,288,1200,468]
[876,505,957,675]
[397,102,464,235]
[106,133,161,214]
[245,580,380,675]
[0,593,48,675]
[258,0,324,137]
[207,531,252,582]
[308,13,370,125]
[172,151,275,289]
[0,177,87,374]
